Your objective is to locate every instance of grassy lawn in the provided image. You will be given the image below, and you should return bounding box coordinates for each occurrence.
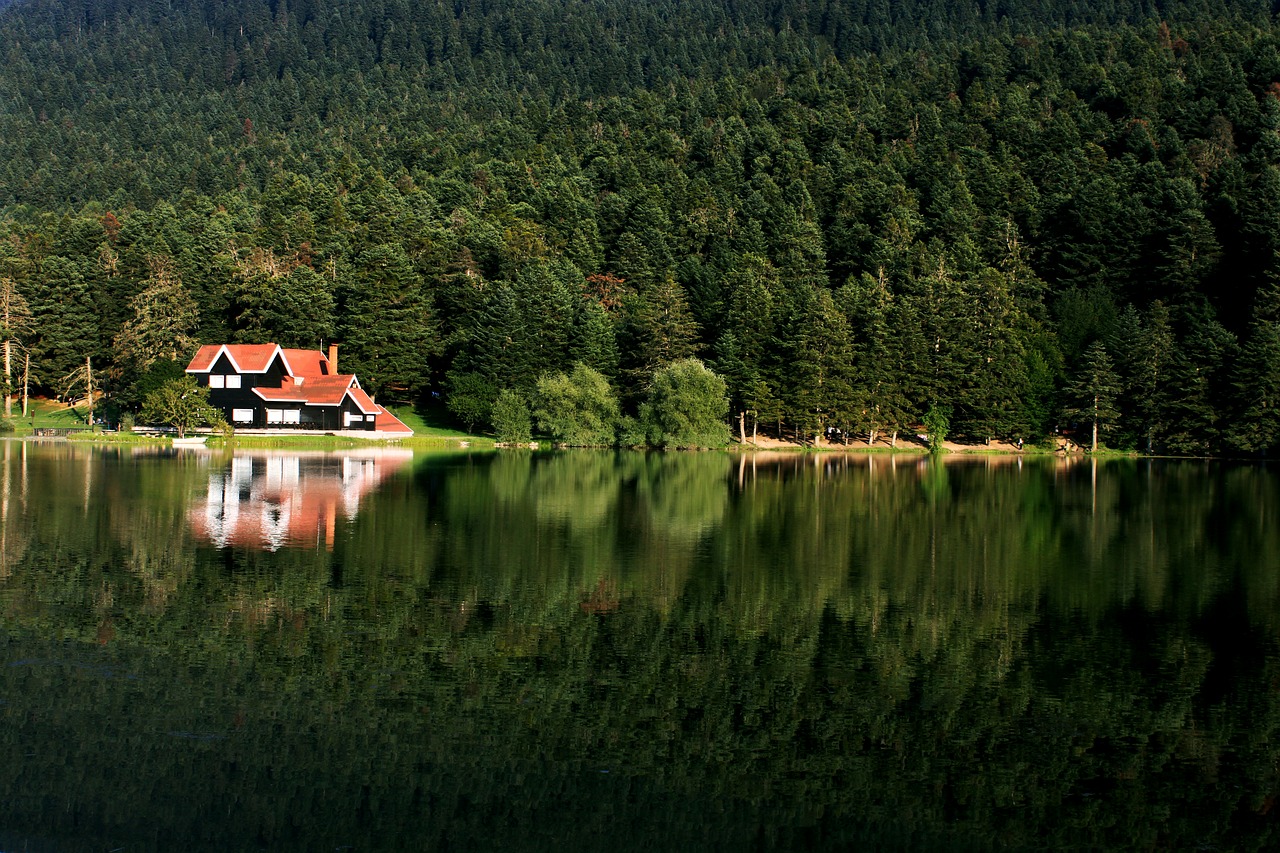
[6,397,98,432]
[385,405,482,439]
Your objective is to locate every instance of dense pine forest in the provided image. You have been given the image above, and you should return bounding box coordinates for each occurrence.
[4,0,1280,451]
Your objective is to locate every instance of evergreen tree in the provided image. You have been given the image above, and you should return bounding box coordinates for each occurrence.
[1227,277,1280,454]
[340,244,438,398]
[1062,341,1122,453]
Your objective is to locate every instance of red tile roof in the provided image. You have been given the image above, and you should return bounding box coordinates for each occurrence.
[281,349,331,378]
[186,344,282,373]
[254,375,359,406]
[374,408,414,435]
[346,385,381,415]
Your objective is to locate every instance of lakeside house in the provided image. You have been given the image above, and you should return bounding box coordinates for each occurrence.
[184,343,413,437]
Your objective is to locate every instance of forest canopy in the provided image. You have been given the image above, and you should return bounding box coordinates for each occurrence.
[3,0,1280,451]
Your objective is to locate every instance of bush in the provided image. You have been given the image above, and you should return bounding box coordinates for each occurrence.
[533,363,619,446]
[923,404,951,454]
[445,371,498,434]
[492,389,532,445]
[139,376,222,438]
[119,412,135,432]
[641,358,730,449]
[0,417,14,434]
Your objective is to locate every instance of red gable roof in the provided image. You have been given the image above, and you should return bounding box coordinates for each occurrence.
[254,375,358,406]
[281,349,331,378]
[374,407,414,435]
[186,344,283,374]
[346,385,381,415]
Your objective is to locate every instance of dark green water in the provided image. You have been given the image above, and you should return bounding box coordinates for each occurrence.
[1,442,1278,851]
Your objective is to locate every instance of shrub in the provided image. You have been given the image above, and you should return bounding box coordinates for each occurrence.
[445,371,497,434]
[533,363,619,446]
[492,389,532,445]
[641,359,730,449]
[923,404,951,454]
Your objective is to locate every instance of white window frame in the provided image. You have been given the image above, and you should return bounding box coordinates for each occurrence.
[224,374,243,389]
[208,374,225,389]
[365,414,376,422]
[232,408,254,423]
[266,409,284,424]
[283,409,301,425]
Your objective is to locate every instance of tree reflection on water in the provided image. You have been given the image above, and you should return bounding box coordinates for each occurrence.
[0,445,1277,851]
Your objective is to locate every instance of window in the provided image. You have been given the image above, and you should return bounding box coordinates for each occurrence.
[366,415,375,422]
[283,409,301,424]
[232,409,254,423]
[208,374,225,389]
[345,412,362,427]
[225,374,242,389]
[266,409,284,424]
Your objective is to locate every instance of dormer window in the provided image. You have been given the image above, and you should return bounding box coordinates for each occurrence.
[208,374,242,389]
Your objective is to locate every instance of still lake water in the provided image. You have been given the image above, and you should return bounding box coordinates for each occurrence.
[1,442,1278,851]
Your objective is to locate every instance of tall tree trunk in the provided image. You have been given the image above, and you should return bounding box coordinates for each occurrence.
[86,357,94,429]
[21,353,29,418]
[738,410,746,445]
[3,339,10,418]
[1091,394,1099,453]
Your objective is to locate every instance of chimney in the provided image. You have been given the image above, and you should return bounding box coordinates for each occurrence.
[327,343,338,373]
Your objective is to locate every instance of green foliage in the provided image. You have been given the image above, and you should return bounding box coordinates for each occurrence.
[445,371,498,434]
[0,417,14,433]
[1062,341,1123,452]
[923,404,951,454]
[641,358,730,449]
[138,376,223,438]
[492,389,532,445]
[533,363,620,446]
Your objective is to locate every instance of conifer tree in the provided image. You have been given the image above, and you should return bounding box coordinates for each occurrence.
[1062,341,1122,453]
[1228,277,1280,453]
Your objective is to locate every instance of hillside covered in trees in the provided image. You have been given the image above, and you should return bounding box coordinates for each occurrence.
[4,0,1280,451]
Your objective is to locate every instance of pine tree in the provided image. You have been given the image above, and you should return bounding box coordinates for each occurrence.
[1062,341,1121,453]
[1228,277,1280,453]
[340,244,438,398]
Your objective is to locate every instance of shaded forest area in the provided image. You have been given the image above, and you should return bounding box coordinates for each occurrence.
[4,1,1280,451]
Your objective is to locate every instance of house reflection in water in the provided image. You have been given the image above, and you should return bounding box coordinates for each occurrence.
[189,449,415,550]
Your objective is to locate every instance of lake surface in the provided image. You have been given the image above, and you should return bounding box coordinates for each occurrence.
[1,442,1278,851]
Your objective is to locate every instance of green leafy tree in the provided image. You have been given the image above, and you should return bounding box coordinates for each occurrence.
[446,370,498,434]
[533,363,620,446]
[923,404,951,454]
[139,376,223,438]
[492,389,532,445]
[640,358,730,449]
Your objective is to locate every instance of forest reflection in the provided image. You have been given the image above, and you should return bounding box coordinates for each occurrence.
[0,444,1277,851]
